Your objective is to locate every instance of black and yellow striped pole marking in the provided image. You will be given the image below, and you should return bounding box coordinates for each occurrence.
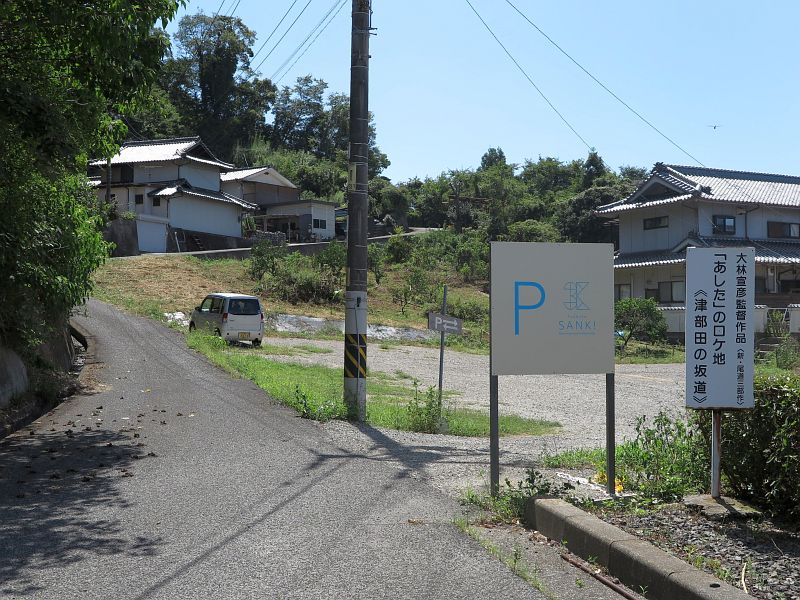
[344,333,367,378]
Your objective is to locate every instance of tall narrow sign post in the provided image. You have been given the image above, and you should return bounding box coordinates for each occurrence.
[685,247,755,499]
[489,243,615,496]
[438,285,448,409]
[343,0,371,420]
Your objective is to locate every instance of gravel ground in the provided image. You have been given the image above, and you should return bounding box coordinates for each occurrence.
[263,336,686,448]
[598,505,800,600]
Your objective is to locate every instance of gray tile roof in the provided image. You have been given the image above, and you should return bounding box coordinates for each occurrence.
[615,237,800,268]
[598,162,800,215]
[150,182,256,210]
[90,137,233,169]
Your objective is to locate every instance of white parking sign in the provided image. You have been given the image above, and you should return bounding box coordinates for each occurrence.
[490,242,614,375]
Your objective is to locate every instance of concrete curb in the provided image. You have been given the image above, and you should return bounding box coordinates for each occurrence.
[524,498,750,600]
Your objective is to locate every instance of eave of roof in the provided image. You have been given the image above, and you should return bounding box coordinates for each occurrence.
[149,182,257,209]
[220,166,297,188]
[614,237,800,268]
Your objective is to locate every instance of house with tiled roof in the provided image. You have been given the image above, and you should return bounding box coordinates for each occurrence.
[221,167,335,242]
[90,137,257,252]
[597,163,800,316]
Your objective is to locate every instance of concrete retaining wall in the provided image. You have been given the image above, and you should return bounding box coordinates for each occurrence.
[103,218,140,257]
[0,347,28,410]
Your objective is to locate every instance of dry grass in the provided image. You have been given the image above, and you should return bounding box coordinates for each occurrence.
[92,255,254,318]
[92,253,489,333]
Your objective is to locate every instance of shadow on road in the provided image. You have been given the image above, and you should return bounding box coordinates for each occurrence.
[0,427,163,596]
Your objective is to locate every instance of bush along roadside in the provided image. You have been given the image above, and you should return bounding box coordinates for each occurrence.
[186,331,560,437]
[696,372,800,522]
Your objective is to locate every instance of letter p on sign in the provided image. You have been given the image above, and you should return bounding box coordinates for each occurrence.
[514,281,545,335]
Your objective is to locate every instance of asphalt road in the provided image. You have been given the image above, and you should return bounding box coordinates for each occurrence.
[0,300,553,599]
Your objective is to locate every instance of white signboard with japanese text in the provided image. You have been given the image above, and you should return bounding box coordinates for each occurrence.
[490,242,614,375]
[685,247,754,409]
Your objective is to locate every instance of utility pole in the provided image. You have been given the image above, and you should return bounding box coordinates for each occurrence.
[343,0,371,420]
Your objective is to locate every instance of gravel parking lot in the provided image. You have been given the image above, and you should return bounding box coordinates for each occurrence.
[263,337,687,495]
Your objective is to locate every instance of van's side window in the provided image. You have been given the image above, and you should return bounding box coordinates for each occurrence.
[211,298,223,313]
[200,297,213,312]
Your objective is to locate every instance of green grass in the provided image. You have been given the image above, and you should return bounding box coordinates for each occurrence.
[188,331,560,437]
[616,340,685,364]
[540,447,605,469]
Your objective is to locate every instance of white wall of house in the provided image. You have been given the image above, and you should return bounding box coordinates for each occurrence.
[180,163,220,191]
[264,202,335,240]
[133,164,179,183]
[136,215,168,253]
[222,179,300,206]
[618,203,697,253]
[311,204,335,240]
[614,264,687,304]
[170,196,242,237]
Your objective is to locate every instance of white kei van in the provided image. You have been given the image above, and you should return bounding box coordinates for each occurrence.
[189,293,264,346]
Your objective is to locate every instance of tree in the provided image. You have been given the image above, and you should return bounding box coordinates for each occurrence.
[164,13,276,159]
[268,75,390,177]
[555,185,627,244]
[1,0,180,347]
[614,298,667,351]
[479,147,507,171]
[502,219,561,243]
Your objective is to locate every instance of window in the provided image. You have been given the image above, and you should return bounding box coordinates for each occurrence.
[768,221,800,239]
[135,194,144,205]
[228,298,260,315]
[658,281,686,303]
[210,297,223,313]
[643,216,669,230]
[313,218,319,228]
[152,197,161,207]
[712,215,735,235]
[313,218,327,229]
[200,297,213,312]
[614,284,631,301]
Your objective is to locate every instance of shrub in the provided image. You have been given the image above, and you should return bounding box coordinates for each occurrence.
[390,266,434,314]
[313,241,346,283]
[406,384,442,433]
[698,373,800,521]
[614,297,667,351]
[453,229,489,282]
[249,239,287,280]
[774,336,800,370]
[367,242,387,285]
[613,411,708,501]
[263,253,336,303]
[385,227,412,263]
[501,219,560,243]
[445,296,488,324]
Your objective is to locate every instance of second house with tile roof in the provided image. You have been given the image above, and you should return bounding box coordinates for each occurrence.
[90,137,258,253]
[597,163,800,332]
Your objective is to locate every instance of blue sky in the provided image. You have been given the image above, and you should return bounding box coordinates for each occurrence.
[167,1,800,183]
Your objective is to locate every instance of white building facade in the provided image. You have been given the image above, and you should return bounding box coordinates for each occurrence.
[598,163,800,333]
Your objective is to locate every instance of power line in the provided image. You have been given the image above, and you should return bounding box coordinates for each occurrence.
[252,0,315,74]
[275,0,347,84]
[272,0,346,82]
[504,0,704,167]
[251,0,302,61]
[227,0,242,18]
[463,0,591,150]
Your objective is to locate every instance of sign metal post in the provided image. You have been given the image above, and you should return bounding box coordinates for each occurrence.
[438,286,448,411]
[605,372,616,496]
[685,247,754,500]
[489,242,614,497]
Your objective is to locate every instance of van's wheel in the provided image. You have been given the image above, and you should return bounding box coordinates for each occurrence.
[214,329,221,337]
[252,339,261,348]
[189,322,195,332]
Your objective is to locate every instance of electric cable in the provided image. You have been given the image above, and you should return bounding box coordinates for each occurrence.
[251,0,302,61]
[253,0,314,73]
[272,0,346,82]
[463,0,591,150]
[504,0,704,167]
